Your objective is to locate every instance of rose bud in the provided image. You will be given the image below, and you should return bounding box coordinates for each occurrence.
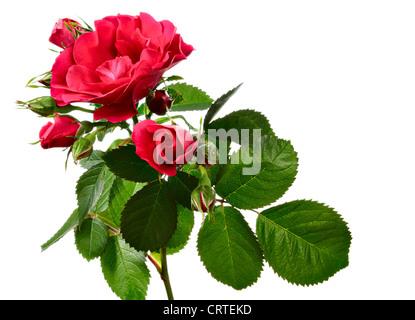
[191,185,216,213]
[49,18,82,49]
[72,135,95,162]
[146,90,172,115]
[39,114,80,149]
[24,96,57,117]
[132,119,198,177]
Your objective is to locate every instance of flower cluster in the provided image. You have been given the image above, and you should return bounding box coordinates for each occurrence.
[20,12,351,301]
[22,13,197,176]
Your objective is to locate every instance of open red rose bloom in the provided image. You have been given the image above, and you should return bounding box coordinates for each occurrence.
[132,119,198,176]
[50,13,194,123]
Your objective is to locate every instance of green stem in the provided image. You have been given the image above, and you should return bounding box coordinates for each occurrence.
[62,105,94,114]
[148,253,162,274]
[87,213,120,235]
[251,209,260,215]
[132,115,139,125]
[124,127,133,135]
[145,111,153,119]
[160,247,174,300]
[155,115,198,131]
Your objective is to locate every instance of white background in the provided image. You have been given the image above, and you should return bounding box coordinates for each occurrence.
[1,0,415,300]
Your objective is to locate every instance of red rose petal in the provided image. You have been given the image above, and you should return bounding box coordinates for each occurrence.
[93,100,138,123]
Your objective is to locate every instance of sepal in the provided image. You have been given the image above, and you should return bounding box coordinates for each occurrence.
[191,185,216,214]
[18,96,57,117]
[72,135,94,162]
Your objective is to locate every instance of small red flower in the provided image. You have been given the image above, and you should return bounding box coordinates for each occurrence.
[131,119,198,176]
[49,18,82,49]
[39,114,80,149]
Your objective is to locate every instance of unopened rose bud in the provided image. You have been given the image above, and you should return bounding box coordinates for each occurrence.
[22,96,57,117]
[72,134,95,161]
[49,18,83,49]
[191,185,216,213]
[39,114,80,149]
[146,90,172,115]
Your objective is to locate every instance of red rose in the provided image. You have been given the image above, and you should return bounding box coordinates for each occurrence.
[49,18,82,49]
[39,114,80,149]
[132,119,198,176]
[50,13,194,123]
[146,90,172,115]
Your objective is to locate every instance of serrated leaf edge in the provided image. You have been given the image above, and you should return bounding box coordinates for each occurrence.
[216,137,299,210]
[100,234,151,300]
[207,108,275,136]
[168,82,213,111]
[120,181,178,252]
[203,83,243,129]
[74,217,109,262]
[76,163,107,225]
[197,205,264,290]
[257,199,352,286]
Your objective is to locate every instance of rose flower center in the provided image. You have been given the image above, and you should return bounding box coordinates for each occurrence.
[96,56,133,83]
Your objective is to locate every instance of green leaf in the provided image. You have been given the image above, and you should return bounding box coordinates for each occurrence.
[76,162,107,225]
[101,234,150,300]
[209,165,222,186]
[75,217,109,261]
[165,204,194,253]
[120,180,177,252]
[168,82,213,111]
[137,103,149,116]
[206,109,275,144]
[197,206,263,290]
[168,171,199,210]
[91,167,116,214]
[215,135,298,210]
[41,209,78,251]
[106,177,145,228]
[103,144,159,183]
[256,200,351,286]
[203,83,242,130]
[79,149,105,169]
[164,75,184,82]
